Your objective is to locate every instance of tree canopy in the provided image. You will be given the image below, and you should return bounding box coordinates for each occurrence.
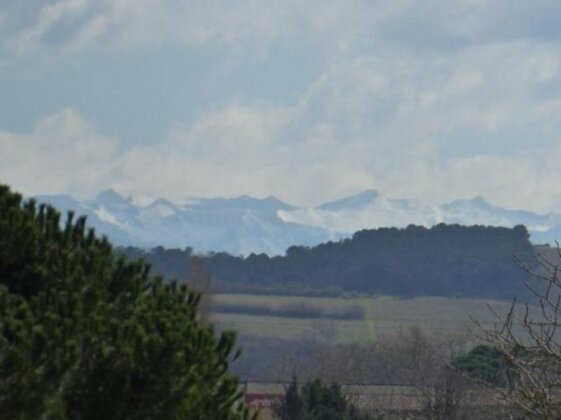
[272,377,372,420]
[0,184,252,419]
[122,224,535,300]
[452,345,510,388]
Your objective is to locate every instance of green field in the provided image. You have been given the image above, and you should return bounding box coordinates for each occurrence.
[213,294,518,343]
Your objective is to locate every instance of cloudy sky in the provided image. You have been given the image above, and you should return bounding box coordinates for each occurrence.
[1,1,561,212]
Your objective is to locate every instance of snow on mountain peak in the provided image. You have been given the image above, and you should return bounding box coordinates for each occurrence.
[31,189,561,255]
[94,206,122,226]
[318,189,380,211]
[144,198,177,218]
[184,195,296,212]
[95,189,130,207]
[281,191,441,234]
[445,196,492,210]
[129,192,158,207]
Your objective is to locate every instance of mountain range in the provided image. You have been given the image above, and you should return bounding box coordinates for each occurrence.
[34,189,561,256]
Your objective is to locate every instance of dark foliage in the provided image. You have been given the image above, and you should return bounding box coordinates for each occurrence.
[121,224,535,300]
[0,184,253,420]
[272,377,373,420]
[213,302,365,320]
[452,345,512,388]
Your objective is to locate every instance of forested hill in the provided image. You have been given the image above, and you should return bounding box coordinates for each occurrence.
[120,224,536,300]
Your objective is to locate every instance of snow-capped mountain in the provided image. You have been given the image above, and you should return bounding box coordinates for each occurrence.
[279,190,442,233]
[279,190,561,246]
[439,197,561,244]
[33,189,561,256]
[35,190,331,256]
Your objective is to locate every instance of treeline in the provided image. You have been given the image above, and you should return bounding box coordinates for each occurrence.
[213,302,365,320]
[120,224,536,300]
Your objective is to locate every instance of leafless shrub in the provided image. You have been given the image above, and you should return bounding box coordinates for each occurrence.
[474,245,561,419]
[186,256,212,326]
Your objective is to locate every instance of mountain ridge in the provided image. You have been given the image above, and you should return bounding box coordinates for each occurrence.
[33,189,561,256]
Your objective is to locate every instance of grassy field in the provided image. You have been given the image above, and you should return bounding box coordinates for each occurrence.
[213,294,518,343]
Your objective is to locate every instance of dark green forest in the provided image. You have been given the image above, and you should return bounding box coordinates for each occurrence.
[121,224,535,300]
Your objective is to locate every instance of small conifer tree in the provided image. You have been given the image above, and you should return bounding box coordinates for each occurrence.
[273,377,372,420]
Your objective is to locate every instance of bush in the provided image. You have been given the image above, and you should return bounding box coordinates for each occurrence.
[452,345,510,387]
[212,302,365,320]
[272,377,374,420]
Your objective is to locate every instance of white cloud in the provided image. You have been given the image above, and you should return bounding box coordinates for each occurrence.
[2,0,526,55]
[2,49,561,212]
[4,34,561,212]
[2,1,561,214]
[0,108,116,197]
[7,0,353,53]
[12,0,88,54]
[1,0,560,63]
[105,36,561,212]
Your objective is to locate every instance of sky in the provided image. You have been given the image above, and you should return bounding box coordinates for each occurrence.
[1,1,561,212]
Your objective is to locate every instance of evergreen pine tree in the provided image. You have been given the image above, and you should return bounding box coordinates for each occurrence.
[272,377,373,420]
[0,184,254,420]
